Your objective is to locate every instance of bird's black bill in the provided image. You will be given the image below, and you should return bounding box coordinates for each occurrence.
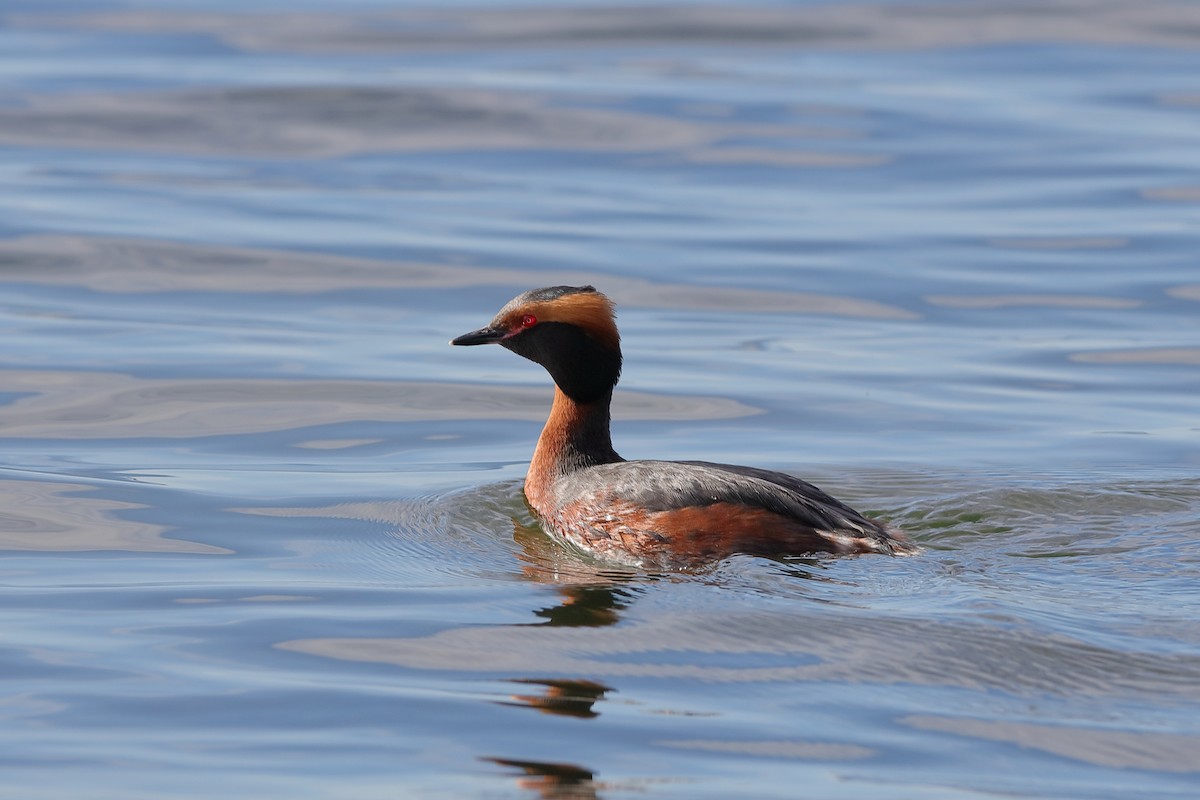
[450,326,507,346]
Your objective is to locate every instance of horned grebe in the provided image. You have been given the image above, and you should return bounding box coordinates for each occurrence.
[451,285,914,566]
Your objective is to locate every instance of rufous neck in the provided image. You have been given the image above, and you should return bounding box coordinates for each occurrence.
[532,386,621,475]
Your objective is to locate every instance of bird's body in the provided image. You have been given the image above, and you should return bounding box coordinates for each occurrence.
[452,285,914,567]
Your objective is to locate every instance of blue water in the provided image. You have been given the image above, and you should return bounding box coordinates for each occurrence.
[2,2,1199,798]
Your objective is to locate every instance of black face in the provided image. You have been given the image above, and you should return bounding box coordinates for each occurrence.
[450,285,619,403]
[500,321,621,404]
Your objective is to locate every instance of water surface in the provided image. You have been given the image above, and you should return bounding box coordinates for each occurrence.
[1,1,1199,798]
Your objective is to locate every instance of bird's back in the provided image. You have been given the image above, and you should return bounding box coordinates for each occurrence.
[536,459,915,567]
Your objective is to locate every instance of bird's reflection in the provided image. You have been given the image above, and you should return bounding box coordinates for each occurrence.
[498,678,612,719]
[511,517,645,628]
[483,757,600,800]
[533,583,633,627]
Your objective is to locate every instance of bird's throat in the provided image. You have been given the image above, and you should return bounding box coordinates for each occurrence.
[525,386,621,512]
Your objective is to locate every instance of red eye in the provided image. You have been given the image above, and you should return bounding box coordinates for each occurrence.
[520,314,537,328]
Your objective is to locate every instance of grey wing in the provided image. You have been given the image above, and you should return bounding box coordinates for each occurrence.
[579,459,887,536]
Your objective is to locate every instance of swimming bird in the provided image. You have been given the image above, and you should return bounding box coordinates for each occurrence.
[451,285,914,567]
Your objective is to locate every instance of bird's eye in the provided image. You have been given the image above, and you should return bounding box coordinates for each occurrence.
[521,314,537,328]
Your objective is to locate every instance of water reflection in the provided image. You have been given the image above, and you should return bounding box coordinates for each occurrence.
[0,369,755,439]
[279,600,1200,697]
[986,237,1129,250]
[1070,347,1200,365]
[0,86,715,157]
[532,585,633,629]
[904,716,1200,773]
[482,758,600,800]
[499,679,612,719]
[19,2,1200,52]
[661,738,871,760]
[925,294,1142,309]
[0,235,915,320]
[0,478,225,554]
[1142,186,1200,202]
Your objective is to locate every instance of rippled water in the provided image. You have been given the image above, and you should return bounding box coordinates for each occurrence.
[2,1,1199,798]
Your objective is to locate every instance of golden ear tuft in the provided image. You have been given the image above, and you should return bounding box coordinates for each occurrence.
[494,286,620,352]
[539,291,620,352]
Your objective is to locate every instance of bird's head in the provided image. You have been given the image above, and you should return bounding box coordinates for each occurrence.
[451,285,622,403]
